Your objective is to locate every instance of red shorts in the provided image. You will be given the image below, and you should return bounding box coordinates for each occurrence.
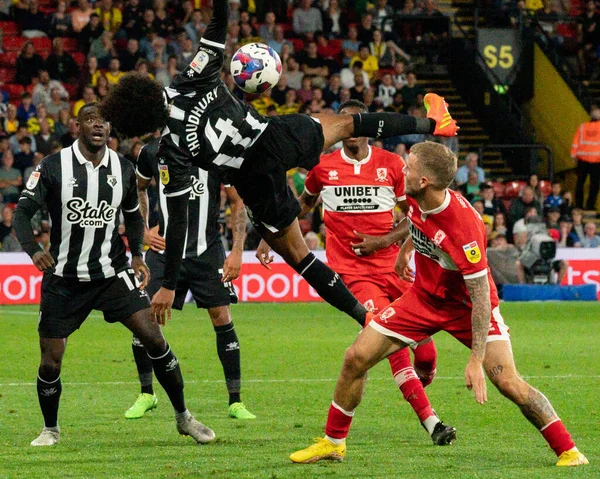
[369,287,510,348]
[341,271,411,314]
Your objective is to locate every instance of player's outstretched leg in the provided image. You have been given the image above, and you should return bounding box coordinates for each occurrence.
[387,348,455,446]
[262,219,368,325]
[291,326,404,463]
[31,337,65,446]
[122,309,215,444]
[208,306,256,420]
[483,341,588,467]
[125,335,158,419]
[412,338,438,387]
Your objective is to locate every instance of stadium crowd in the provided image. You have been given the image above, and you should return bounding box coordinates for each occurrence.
[0,0,599,276]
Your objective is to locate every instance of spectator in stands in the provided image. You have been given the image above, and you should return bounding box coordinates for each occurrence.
[385,91,406,113]
[376,72,396,107]
[155,55,179,87]
[15,40,45,86]
[147,36,168,68]
[358,13,375,44]
[300,41,329,88]
[369,29,392,68]
[480,183,503,216]
[297,76,314,104]
[46,38,79,84]
[561,190,574,216]
[293,0,323,37]
[60,117,78,147]
[0,151,22,203]
[399,71,425,109]
[104,57,124,85]
[271,74,291,106]
[1,227,23,252]
[34,119,57,156]
[340,60,369,89]
[349,72,367,101]
[119,38,141,72]
[558,215,573,248]
[511,197,543,235]
[176,37,195,71]
[546,206,561,234]
[268,25,292,56]
[122,0,143,39]
[0,205,15,243]
[16,92,37,123]
[304,231,323,250]
[71,0,93,34]
[512,221,529,253]
[487,233,520,290]
[568,208,585,246]
[323,74,342,108]
[571,105,600,210]
[342,24,360,66]
[95,0,122,33]
[9,125,37,153]
[393,59,408,89]
[53,108,71,138]
[350,44,379,80]
[250,89,277,115]
[544,179,563,211]
[371,0,394,32]
[153,0,171,38]
[322,0,346,38]
[78,56,102,92]
[14,137,34,174]
[493,212,508,236]
[239,22,262,46]
[510,0,531,29]
[455,151,485,185]
[259,12,277,43]
[459,170,482,201]
[21,0,47,38]
[45,87,70,119]
[277,89,301,115]
[79,13,104,53]
[528,173,543,200]
[27,103,55,135]
[72,85,97,116]
[394,142,409,161]
[94,74,110,100]
[577,1,600,79]
[48,0,72,38]
[89,30,117,69]
[2,104,19,135]
[580,221,600,247]
[285,56,304,90]
[227,0,240,24]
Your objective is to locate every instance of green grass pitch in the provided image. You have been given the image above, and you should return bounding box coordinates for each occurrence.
[0,302,598,478]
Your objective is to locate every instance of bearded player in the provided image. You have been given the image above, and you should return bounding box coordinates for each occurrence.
[257,100,455,446]
[290,141,588,467]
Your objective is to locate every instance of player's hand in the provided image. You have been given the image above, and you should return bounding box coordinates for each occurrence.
[394,252,415,282]
[144,225,166,252]
[256,240,274,270]
[222,249,242,282]
[32,250,54,271]
[464,355,487,405]
[131,256,150,290]
[151,287,174,326]
[350,230,388,256]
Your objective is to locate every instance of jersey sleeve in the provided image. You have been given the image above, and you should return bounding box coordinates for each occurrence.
[443,214,489,279]
[393,155,406,202]
[19,158,51,206]
[136,144,153,181]
[121,160,140,213]
[303,165,323,196]
[159,138,192,198]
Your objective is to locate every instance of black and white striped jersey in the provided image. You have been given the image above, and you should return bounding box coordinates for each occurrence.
[159,7,269,198]
[20,140,139,281]
[136,138,222,259]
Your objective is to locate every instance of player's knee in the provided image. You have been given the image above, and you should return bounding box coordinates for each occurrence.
[490,373,528,403]
[39,360,61,379]
[342,345,370,376]
[208,308,231,326]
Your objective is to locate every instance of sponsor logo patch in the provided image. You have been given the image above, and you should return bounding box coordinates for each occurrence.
[26,171,41,190]
[190,50,210,74]
[433,230,446,246]
[159,164,170,185]
[328,170,339,181]
[462,241,482,263]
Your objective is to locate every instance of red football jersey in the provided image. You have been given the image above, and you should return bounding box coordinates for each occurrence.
[304,146,406,274]
[405,189,499,307]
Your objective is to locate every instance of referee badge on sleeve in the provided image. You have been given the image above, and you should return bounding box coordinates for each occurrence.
[462,241,482,264]
[26,171,41,190]
[159,164,170,185]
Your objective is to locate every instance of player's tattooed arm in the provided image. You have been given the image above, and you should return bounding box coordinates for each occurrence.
[137,174,165,251]
[464,275,491,361]
[136,175,151,226]
[226,186,247,253]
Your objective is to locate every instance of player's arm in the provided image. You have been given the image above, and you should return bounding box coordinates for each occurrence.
[394,236,415,281]
[298,189,319,218]
[222,185,246,282]
[136,173,166,252]
[123,167,150,289]
[464,274,491,405]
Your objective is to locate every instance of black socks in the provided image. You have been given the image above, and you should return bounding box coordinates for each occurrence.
[37,369,62,428]
[293,253,367,326]
[352,113,435,139]
[214,322,242,405]
[132,336,154,395]
[148,344,186,414]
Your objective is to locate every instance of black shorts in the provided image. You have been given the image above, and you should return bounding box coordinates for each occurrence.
[39,270,151,338]
[145,241,237,310]
[235,114,325,234]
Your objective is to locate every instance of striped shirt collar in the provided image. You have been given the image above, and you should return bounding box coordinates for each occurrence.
[72,139,111,168]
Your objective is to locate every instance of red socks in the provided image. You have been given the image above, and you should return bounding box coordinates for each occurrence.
[413,341,437,387]
[325,402,354,440]
[540,419,576,456]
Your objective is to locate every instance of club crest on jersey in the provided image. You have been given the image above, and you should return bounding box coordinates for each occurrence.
[107,175,117,188]
[190,50,209,74]
[462,241,482,263]
[433,230,446,246]
[159,164,170,185]
[26,171,41,190]
[376,168,388,182]
[379,307,395,323]
[67,177,78,188]
[328,170,339,181]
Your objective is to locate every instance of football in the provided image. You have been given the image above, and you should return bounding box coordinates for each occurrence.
[230,43,282,94]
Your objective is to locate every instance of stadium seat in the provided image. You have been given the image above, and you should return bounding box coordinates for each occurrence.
[291,38,304,53]
[503,180,525,199]
[62,37,79,51]
[0,21,20,36]
[0,68,16,83]
[3,36,27,52]
[0,51,19,67]
[64,83,78,98]
[491,181,505,198]
[538,180,552,197]
[72,52,86,65]
[31,37,52,51]
[3,83,25,100]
